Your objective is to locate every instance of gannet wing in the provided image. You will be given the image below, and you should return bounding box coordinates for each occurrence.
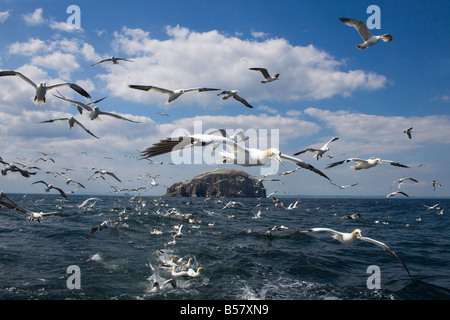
[326,158,364,169]
[232,93,253,108]
[0,70,37,88]
[293,148,320,156]
[46,83,91,99]
[280,153,331,180]
[72,118,99,139]
[98,110,139,123]
[183,87,220,93]
[128,85,173,95]
[322,137,339,148]
[52,93,93,112]
[249,68,270,79]
[38,118,69,123]
[86,96,107,106]
[380,160,409,168]
[91,58,112,66]
[357,234,411,277]
[339,18,373,41]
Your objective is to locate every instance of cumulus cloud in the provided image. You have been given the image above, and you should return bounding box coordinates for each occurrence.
[0,10,10,23]
[22,8,45,25]
[99,25,388,108]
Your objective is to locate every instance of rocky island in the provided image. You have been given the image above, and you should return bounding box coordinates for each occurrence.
[164,168,266,198]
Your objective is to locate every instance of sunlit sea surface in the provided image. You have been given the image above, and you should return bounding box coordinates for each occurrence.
[1,194,449,300]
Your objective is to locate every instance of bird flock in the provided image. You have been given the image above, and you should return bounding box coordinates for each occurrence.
[0,15,445,290]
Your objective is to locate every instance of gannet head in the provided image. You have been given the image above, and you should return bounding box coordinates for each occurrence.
[267,148,282,164]
[39,82,46,87]
[197,267,204,273]
[353,228,362,238]
[382,34,393,42]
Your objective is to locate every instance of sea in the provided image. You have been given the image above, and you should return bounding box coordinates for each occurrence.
[1,194,449,304]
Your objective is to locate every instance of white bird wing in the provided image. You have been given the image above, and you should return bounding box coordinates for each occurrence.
[339,17,373,41]
[380,159,409,168]
[322,137,339,149]
[249,68,270,78]
[91,58,112,66]
[78,197,102,208]
[72,118,99,139]
[52,93,93,112]
[279,153,331,180]
[326,158,365,169]
[128,85,173,95]
[232,93,253,108]
[183,87,220,93]
[357,234,411,277]
[105,171,122,182]
[46,83,91,99]
[98,110,140,123]
[293,148,320,156]
[0,70,37,88]
[38,117,70,123]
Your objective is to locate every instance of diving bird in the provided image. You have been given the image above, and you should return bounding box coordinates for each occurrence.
[91,56,134,66]
[32,180,67,198]
[52,93,139,123]
[326,157,409,170]
[339,17,393,49]
[404,127,413,139]
[288,227,411,277]
[0,70,91,105]
[249,68,279,83]
[128,85,220,104]
[293,137,339,160]
[85,219,119,239]
[139,134,331,180]
[217,90,253,108]
[39,116,99,139]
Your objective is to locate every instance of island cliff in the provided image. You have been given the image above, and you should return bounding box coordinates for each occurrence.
[164,168,266,198]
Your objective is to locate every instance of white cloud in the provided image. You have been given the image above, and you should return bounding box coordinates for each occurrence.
[0,10,10,23]
[100,25,388,108]
[22,8,45,25]
[31,51,80,79]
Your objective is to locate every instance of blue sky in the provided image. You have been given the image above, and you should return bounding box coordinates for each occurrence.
[0,0,449,198]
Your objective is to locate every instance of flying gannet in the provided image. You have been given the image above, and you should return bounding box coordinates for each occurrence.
[32,180,67,198]
[293,137,339,160]
[39,116,99,139]
[52,93,139,123]
[217,90,253,108]
[0,70,91,105]
[326,157,409,170]
[404,127,413,139]
[91,56,134,66]
[139,133,330,180]
[391,177,419,189]
[128,85,220,104]
[249,68,279,83]
[288,227,411,277]
[339,17,393,49]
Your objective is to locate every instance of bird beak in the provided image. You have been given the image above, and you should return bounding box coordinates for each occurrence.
[272,154,282,165]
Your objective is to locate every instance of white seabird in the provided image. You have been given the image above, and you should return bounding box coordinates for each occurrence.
[52,93,139,123]
[217,90,253,108]
[391,177,419,189]
[91,56,134,66]
[171,265,203,278]
[326,157,409,170]
[293,137,339,160]
[339,17,393,49]
[0,70,91,105]
[249,68,279,83]
[128,85,220,104]
[292,227,411,277]
[139,133,330,180]
[32,180,67,198]
[329,182,358,189]
[39,116,99,139]
[78,197,102,209]
[386,191,409,201]
[146,261,176,292]
[88,170,122,182]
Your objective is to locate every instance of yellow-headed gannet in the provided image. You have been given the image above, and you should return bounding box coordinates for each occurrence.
[326,157,409,170]
[291,227,411,277]
[339,17,393,49]
[139,133,330,180]
[0,70,91,105]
